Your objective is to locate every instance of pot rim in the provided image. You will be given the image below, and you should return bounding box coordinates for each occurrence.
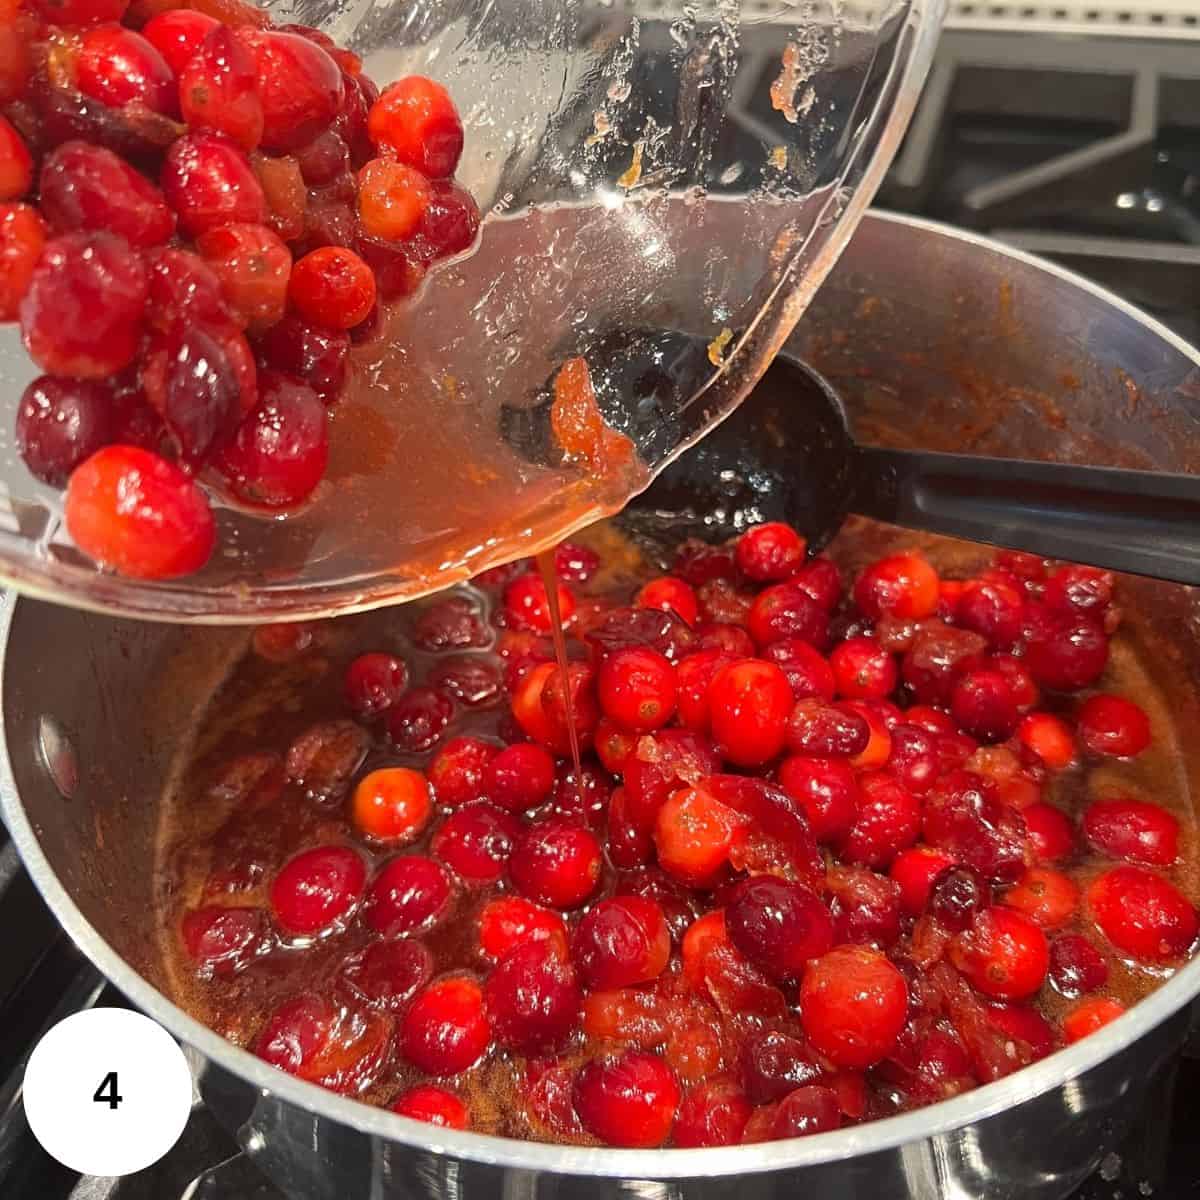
[5,209,1200,1178]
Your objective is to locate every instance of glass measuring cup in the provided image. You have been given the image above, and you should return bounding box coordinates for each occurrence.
[0,0,944,622]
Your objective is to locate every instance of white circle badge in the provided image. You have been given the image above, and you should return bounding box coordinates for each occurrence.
[23,1007,193,1176]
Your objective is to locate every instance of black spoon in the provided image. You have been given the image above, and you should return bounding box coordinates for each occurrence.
[624,350,1200,586]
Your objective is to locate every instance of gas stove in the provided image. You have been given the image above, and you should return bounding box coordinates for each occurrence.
[4,10,1200,1200]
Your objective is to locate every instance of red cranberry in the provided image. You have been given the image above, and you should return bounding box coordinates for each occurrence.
[889,845,956,916]
[854,553,939,620]
[181,905,267,976]
[885,723,938,794]
[142,9,219,74]
[707,659,792,766]
[572,896,670,990]
[401,976,491,1075]
[776,755,858,843]
[902,625,988,708]
[586,605,697,663]
[1003,866,1079,929]
[196,221,291,330]
[551,540,599,583]
[636,575,699,626]
[693,623,755,658]
[418,178,480,259]
[1063,997,1125,1043]
[16,375,115,485]
[180,25,263,150]
[1043,565,1113,619]
[607,786,653,867]
[349,765,425,844]
[478,895,566,961]
[144,247,227,330]
[985,1001,1056,1061]
[830,636,897,701]
[76,26,176,117]
[674,649,733,733]
[510,818,602,909]
[922,770,1028,883]
[344,652,409,718]
[927,864,988,932]
[951,669,1019,742]
[800,946,908,1068]
[770,1085,843,1139]
[1088,865,1198,963]
[353,228,425,299]
[65,445,214,579]
[485,938,582,1053]
[285,719,369,803]
[1022,802,1074,862]
[759,639,835,703]
[367,75,463,178]
[1022,606,1108,691]
[573,1051,680,1148]
[339,939,433,1011]
[1077,694,1151,758]
[0,202,45,321]
[838,771,920,869]
[957,577,1025,649]
[289,245,376,330]
[1047,933,1108,997]
[1083,797,1179,866]
[748,582,829,650]
[254,993,332,1076]
[503,572,576,634]
[428,656,503,708]
[392,1084,469,1129]
[485,742,555,812]
[163,133,267,238]
[674,541,736,586]
[596,647,677,733]
[673,1081,751,1147]
[363,855,453,937]
[622,729,721,831]
[216,373,327,507]
[949,906,1049,1000]
[725,876,833,980]
[790,556,842,611]
[786,698,869,758]
[432,802,521,884]
[238,29,344,152]
[269,845,366,935]
[427,736,497,807]
[21,231,147,378]
[735,521,806,581]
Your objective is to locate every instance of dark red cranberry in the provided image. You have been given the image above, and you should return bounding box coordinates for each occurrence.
[296,129,351,184]
[414,595,489,650]
[573,1051,680,1148]
[509,818,602,909]
[828,865,903,947]
[673,540,736,586]
[573,896,670,990]
[344,652,408,718]
[553,540,600,583]
[16,375,115,485]
[748,582,829,650]
[428,656,503,708]
[427,736,496,807]
[419,179,480,259]
[385,686,454,753]
[1022,606,1108,691]
[762,638,836,701]
[238,29,344,152]
[694,623,755,657]
[887,723,939,794]
[901,624,987,706]
[957,578,1025,649]
[585,605,697,663]
[951,669,1020,742]
[673,1081,751,1148]
[181,905,267,976]
[145,247,227,330]
[739,1030,825,1103]
[485,742,556,812]
[725,876,833,980]
[770,1085,842,1139]
[790,556,842,611]
[776,755,858,844]
[284,719,369,804]
[922,770,1028,883]
[257,312,349,400]
[485,938,582,1053]
[838,771,921,868]
[270,845,366,935]
[1043,565,1113,619]
[550,761,614,827]
[1048,933,1109,998]
[927,865,988,932]
[1077,694,1151,758]
[400,976,491,1075]
[338,938,433,1011]
[1083,797,1179,866]
[76,26,176,117]
[162,132,266,238]
[432,803,521,884]
[353,229,425,300]
[786,698,869,757]
[363,855,453,937]
[614,868,698,943]
[607,786,653,868]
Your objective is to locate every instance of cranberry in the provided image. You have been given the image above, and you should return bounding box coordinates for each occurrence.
[1077,694,1151,758]
[927,864,988,932]
[392,1084,469,1129]
[770,1086,842,1139]
[653,785,738,885]
[510,818,602,909]
[747,582,829,650]
[413,595,488,650]
[0,202,45,321]
[784,699,868,758]
[950,906,1049,1000]
[737,1030,823,1104]
[16,375,115,485]
[1043,564,1113,619]
[357,157,432,240]
[363,855,453,937]
[253,622,320,664]
[828,864,902,947]
[254,152,307,240]
[674,541,736,586]
[144,246,226,330]
[724,876,833,980]
[76,26,176,117]
[923,770,1028,883]
[287,246,376,330]
[1083,797,1179,866]
[1047,933,1108,997]
[674,649,734,732]
[351,767,432,844]
[989,654,1039,710]
[735,521,806,581]
[839,770,920,868]
[381,687,453,753]
[1019,803,1072,864]
[429,656,503,708]
[615,868,697,944]
[352,229,425,300]
[21,231,147,379]
[181,905,267,976]
[901,623,987,706]
[854,553,939,620]
[800,946,908,1069]
[427,736,497,807]
[38,141,172,249]
[830,636,897,701]
[1022,606,1108,691]
[596,647,677,733]
[622,729,721,831]
[573,1051,680,1148]
[196,221,291,330]
[480,742,552,813]
[163,133,267,238]
[890,846,956,916]
[269,845,366,935]
[776,756,858,843]
[1088,865,1198,962]
[607,786,652,867]
[285,719,368,803]
[586,605,697,663]
[65,445,214,579]
[237,29,343,152]
[957,577,1025,649]
[142,9,220,74]
[432,802,520,884]
[707,658,792,766]
[401,976,491,1075]
[367,75,463,178]
[418,178,480,259]
[344,652,408,718]
[885,723,938,794]
[673,1081,751,1147]
[501,573,573,634]
[572,896,670,990]
[842,700,895,770]
[550,761,612,826]
[486,938,581,1053]
[1064,997,1125,1043]
[478,895,566,960]
[179,24,263,150]
[636,576,699,625]
[339,939,433,1011]
[706,774,823,885]
[544,540,596,584]
[1016,712,1076,770]
[951,669,1019,742]
[791,556,842,611]
[295,129,351,187]
[1003,866,1079,928]
[985,1002,1056,1061]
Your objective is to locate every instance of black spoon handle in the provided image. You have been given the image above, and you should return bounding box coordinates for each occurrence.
[851,446,1200,586]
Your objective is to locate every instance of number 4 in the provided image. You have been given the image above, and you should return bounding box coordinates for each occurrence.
[93,1072,122,1110]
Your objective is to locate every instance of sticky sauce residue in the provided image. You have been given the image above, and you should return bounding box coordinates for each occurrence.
[707,327,734,366]
[770,44,804,123]
[617,140,644,190]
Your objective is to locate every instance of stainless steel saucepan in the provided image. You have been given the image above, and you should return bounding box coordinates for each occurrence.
[4,212,1200,1199]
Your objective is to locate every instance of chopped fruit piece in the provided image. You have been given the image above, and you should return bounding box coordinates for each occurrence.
[550,355,634,476]
[367,75,464,179]
[655,785,740,886]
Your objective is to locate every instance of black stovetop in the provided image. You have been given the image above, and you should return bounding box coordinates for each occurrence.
[4,21,1200,1200]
